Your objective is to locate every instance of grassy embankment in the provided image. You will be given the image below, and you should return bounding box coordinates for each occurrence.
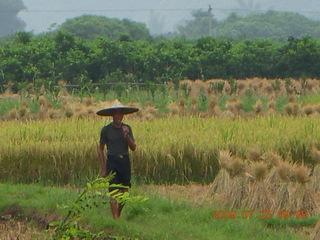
[0,183,316,240]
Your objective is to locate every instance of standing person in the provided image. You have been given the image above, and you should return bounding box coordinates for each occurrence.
[97,100,139,219]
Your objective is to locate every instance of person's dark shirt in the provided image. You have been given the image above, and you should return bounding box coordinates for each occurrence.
[99,122,134,156]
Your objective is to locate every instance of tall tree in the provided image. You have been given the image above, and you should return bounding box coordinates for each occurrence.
[59,15,151,41]
[177,9,218,40]
[0,0,26,37]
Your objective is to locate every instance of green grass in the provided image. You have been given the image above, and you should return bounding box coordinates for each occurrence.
[0,98,62,115]
[297,93,320,105]
[0,99,21,115]
[0,183,316,240]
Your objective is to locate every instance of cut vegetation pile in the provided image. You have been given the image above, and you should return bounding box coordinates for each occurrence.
[1,78,320,121]
[209,150,320,216]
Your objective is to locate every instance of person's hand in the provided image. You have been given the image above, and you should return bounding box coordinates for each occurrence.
[122,126,129,137]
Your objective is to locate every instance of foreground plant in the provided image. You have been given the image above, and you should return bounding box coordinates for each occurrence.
[49,175,148,240]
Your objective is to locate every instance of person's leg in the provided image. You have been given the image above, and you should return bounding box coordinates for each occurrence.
[106,157,120,219]
[110,197,120,219]
[109,156,131,219]
[117,188,128,217]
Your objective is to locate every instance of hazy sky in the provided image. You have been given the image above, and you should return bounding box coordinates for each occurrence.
[18,0,320,35]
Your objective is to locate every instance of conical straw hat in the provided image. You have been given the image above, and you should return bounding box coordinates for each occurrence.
[96,100,139,116]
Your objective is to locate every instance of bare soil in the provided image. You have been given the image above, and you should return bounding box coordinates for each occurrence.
[0,204,55,240]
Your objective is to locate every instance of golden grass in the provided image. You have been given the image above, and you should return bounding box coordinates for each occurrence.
[0,115,319,216]
[0,115,320,184]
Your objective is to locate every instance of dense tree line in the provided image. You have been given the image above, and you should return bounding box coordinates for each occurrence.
[1,31,320,91]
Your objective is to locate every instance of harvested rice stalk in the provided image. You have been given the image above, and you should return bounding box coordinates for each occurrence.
[290,183,318,216]
[227,157,246,179]
[209,168,231,196]
[311,165,320,192]
[245,162,274,211]
[273,182,290,213]
[265,168,280,195]
[208,151,246,199]
[246,181,274,211]
[248,161,269,180]
[272,161,294,213]
[311,219,320,240]
[248,147,262,162]
[225,175,249,210]
[292,164,310,184]
[217,156,248,209]
[263,152,285,195]
[311,146,320,164]
[290,165,318,215]
[219,150,233,170]
[253,99,263,115]
[208,150,232,195]
[263,151,282,168]
[277,161,293,182]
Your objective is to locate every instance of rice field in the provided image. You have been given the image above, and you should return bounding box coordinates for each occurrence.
[1,78,320,237]
[0,115,319,184]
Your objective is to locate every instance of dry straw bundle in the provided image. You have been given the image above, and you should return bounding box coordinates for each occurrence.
[248,147,262,162]
[224,157,249,209]
[245,161,274,211]
[312,165,320,193]
[178,99,186,117]
[227,156,246,179]
[208,150,249,209]
[311,219,320,240]
[253,99,263,115]
[273,161,294,213]
[290,164,318,215]
[208,150,232,196]
[168,102,179,116]
[264,151,284,194]
[311,146,320,192]
[225,98,243,116]
[205,97,221,117]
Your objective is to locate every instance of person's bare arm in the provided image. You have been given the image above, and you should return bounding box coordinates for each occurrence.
[125,134,136,151]
[98,143,107,177]
[122,126,136,151]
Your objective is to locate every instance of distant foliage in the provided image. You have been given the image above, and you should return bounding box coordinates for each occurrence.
[59,15,151,41]
[177,9,218,39]
[1,30,320,86]
[215,11,320,40]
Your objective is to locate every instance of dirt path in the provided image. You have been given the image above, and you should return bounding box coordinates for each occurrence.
[142,183,217,206]
[0,219,48,240]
